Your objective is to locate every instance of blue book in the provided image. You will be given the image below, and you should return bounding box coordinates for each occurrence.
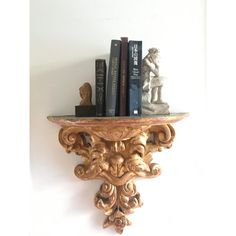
[128,41,142,116]
[106,40,121,116]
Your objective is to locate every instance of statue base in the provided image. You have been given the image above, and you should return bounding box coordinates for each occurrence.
[142,102,170,115]
[75,105,96,117]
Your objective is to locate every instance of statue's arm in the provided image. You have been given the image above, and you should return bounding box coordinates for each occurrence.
[144,58,159,76]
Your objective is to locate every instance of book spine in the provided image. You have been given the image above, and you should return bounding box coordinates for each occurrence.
[106,40,121,116]
[119,37,128,116]
[128,41,142,116]
[95,59,106,116]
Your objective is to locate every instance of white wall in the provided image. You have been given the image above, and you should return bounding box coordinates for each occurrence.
[31,0,207,235]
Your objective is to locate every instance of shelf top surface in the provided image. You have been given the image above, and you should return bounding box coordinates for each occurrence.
[47,113,189,127]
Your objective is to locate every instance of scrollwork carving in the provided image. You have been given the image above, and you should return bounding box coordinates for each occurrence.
[58,124,175,233]
[95,181,142,234]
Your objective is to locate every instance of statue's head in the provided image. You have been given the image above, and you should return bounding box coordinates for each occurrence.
[148,48,159,60]
[79,82,92,105]
[80,83,92,99]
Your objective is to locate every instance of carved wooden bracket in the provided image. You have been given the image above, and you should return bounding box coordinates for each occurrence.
[48,114,188,233]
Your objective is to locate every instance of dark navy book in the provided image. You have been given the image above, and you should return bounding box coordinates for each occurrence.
[128,40,142,116]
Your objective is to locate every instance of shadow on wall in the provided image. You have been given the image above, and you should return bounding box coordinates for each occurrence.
[67,179,108,228]
[31,58,98,116]
[31,57,114,228]
[30,57,106,188]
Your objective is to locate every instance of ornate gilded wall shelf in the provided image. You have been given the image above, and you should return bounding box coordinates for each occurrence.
[48,113,188,233]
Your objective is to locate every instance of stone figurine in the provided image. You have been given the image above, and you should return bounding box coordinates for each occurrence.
[141,48,169,115]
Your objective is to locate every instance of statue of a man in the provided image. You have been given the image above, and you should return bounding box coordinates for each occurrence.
[142,48,163,103]
[141,48,169,114]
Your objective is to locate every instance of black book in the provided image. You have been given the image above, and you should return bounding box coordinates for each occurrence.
[95,59,106,116]
[128,40,142,116]
[106,40,121,116]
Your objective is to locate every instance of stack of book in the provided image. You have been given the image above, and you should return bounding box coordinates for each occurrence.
[95,37,142,117]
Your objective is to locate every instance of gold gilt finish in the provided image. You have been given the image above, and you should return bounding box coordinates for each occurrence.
[48,114,188,233]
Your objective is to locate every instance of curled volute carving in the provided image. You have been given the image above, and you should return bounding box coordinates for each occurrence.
[58,124,175,233]
[148,124,175,152]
